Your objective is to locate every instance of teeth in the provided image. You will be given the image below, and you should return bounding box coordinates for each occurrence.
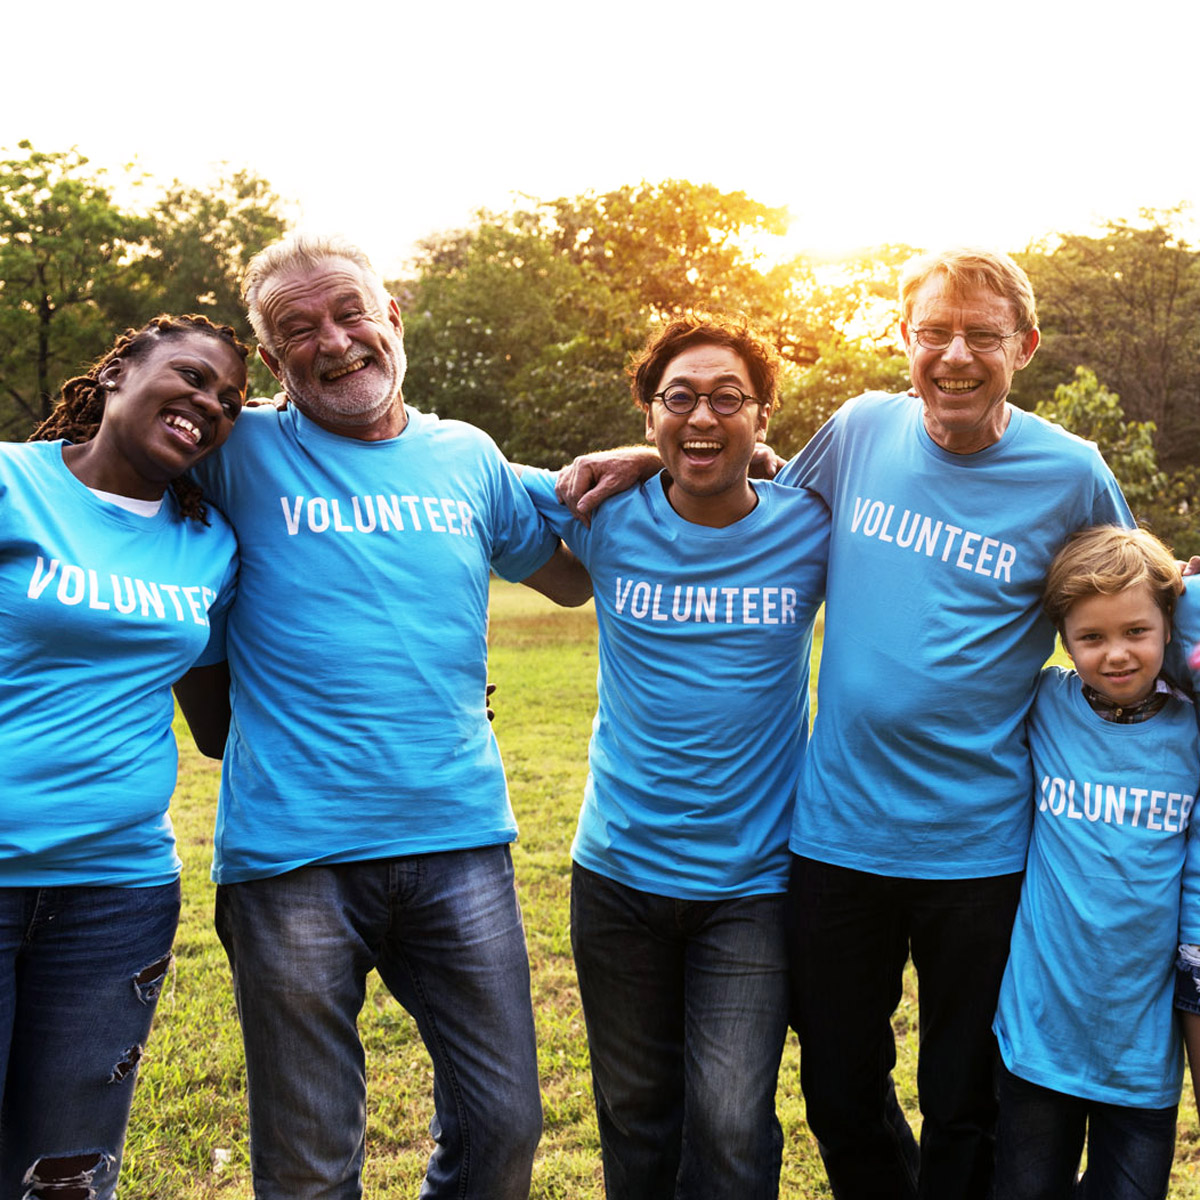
[325,358,369,381]
[163,413,201,445]
[937,379,979,393]
[683,440,721,451]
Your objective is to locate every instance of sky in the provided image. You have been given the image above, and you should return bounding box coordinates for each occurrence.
[6,0,1199,278]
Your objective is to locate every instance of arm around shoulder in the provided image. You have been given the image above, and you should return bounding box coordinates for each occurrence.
[556,446,662,524]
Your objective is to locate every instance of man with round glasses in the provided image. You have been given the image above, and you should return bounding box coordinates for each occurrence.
[557,248,1131,1199]
[522,314,828,1199]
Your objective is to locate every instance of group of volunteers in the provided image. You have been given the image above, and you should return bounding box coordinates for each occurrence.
[2,230,1198,1200]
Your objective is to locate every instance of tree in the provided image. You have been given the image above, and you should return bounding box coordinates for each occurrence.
[400,219,647,463]
[130,169,290,340]
[769,337,911,459]
[1014,208,1200,471]
[0,147,292,437]
[0,142,147,437]
[1033,365,1200,557]
[400,181,829,462]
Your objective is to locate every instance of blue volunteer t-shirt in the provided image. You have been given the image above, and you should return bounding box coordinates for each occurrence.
[994,667,1200,1107]
[0,440,237,886]
[523,468,828,898]
[777,393,1132,877]
[191,405,557,884]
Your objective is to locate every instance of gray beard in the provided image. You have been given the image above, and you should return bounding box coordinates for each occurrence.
[283,338,407,429]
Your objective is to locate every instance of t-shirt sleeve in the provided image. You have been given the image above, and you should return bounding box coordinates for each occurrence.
[486,455,559,582]
[775,405,847,503]
[1181,808,1200,946]
[1086,452,1135,528]
[519,467,591,561]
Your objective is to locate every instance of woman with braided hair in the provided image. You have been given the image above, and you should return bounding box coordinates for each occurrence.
[0,314,246,1199]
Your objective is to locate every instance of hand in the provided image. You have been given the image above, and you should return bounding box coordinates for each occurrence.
[245,392,290,410]
[555,447,662,526]
[1182,556,1200,577]
[748,443,786,479]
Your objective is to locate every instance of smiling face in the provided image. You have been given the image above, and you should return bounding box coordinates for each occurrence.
[901,275,1039,454]
[78,330,246,499]
[1062,583,1170,708]
[258,257,407,439]
[644,342,768,527]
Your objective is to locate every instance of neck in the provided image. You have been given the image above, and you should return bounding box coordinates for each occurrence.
[302,395,408,441]
[664,479,757,528]
[61,441,168,501]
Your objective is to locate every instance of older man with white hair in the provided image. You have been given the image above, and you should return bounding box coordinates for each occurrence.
[179,233,588,1200]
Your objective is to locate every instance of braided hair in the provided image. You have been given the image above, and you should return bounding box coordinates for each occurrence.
[30,314,249,523]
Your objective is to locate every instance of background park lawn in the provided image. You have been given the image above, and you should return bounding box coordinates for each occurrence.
[125,581,1200,1198]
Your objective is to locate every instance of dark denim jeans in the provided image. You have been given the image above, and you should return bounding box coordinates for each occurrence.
[0,881,180,1200]
[571,864,788,1200]
[215,846,542,1200]
[994,1063,1176,1200]
[787,855,1022,1200]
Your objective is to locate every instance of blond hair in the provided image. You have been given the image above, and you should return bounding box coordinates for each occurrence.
[900,247,1038,333]
[1043,525,1182,632]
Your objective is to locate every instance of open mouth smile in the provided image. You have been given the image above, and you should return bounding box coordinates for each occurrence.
[682,439,722,463]
[935,379,980,394]
[323,357,371,382]
[162,411,205,447]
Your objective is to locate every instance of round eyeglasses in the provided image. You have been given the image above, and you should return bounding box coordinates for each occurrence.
[910,327,1022,354]
[652,384,758,416]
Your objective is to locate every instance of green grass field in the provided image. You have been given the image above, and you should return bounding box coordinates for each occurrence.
[122,580,1200,1197]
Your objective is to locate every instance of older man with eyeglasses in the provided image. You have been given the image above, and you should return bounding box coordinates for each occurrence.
[557,248,1133,1199]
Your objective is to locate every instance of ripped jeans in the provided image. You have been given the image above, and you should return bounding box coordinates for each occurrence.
[0,881,180,1200]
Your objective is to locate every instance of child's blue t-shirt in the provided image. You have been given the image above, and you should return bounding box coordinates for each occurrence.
[191,406,557,884]
[0,440,237,886]
[994,666,1200,1107]
[776,393,1132,877]
[523,468,828,898]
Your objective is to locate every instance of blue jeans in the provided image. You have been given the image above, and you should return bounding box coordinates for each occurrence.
[994,1063,1176,1200]
[0,882,180,1200]
[570,864,788,1200]
[787,856,1022,1200]
[215,846,542,1200]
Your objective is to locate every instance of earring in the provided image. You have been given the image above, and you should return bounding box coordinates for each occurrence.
[102,380,116,391]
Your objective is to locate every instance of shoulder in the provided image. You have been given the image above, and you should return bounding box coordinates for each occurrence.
[1032,665,1079,712]
[1009,408,1109,468]
[407,408,497,450]
[831,390,913,426]
[0,440,56,492]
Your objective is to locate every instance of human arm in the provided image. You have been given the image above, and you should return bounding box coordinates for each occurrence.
[173,661,231,759]
[1184,1011,1200,1107]
[520,541,592,607]
[554,447,662,525]
[553,442,789,526]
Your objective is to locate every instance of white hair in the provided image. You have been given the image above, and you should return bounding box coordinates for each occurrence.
[242,232,394,353]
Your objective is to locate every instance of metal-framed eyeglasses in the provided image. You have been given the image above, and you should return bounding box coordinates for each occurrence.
[652,384,759,416]
[910,327,1023,354]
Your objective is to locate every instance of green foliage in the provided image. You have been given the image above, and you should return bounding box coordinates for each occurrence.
[1035,367,1165,508]
[0,142,147,437]
[400,219,647,465]
[400,181,831,463]
[1014,207,1200,471]
[0,143,289,439]
[129,169,290,344]
[770,336,911,459]
[1033,366,1200,557]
